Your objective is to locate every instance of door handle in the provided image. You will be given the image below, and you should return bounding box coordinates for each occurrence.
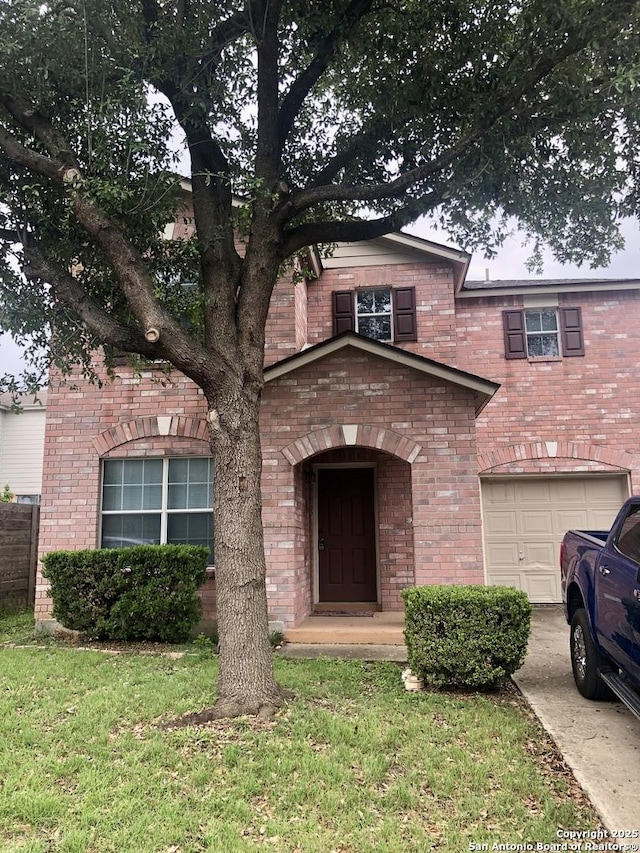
[318,538,325,551]
[599,565,611,576]
[634,589,640,601]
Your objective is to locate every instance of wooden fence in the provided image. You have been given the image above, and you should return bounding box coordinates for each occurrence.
[0,503,39,610]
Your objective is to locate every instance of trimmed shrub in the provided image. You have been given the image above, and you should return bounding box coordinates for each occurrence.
[402,584,531,689]
[42,545,209,643]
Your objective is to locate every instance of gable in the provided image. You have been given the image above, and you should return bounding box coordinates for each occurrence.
[264,331,499,415]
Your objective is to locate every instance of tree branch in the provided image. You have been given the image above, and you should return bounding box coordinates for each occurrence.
[289,13,630,215]
[0,124,64,182]
[254,0,283,184]
[21,238,159,357]
[281,189,444,257]
[277,0,375,154]
[0,94,81,169]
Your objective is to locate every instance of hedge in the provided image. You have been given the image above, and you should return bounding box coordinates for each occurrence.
[402,584,531,689]
[42,545,209,643]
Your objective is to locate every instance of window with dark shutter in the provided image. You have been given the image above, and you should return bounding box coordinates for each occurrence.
[560,307,585,357]
[332,290,355,335]
[393,287,418,342]
[502,310,527,359]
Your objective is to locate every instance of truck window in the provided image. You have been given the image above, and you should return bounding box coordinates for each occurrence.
[615,505,640,564]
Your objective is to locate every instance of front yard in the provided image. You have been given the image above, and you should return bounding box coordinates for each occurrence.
[0,611,602,852]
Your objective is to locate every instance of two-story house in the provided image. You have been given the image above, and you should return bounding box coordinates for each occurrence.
[33,230,640,631]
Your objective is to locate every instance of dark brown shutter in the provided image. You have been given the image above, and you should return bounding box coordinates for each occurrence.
[502,310,527,359]
[332,290,355,335]
[560,307,585,357]
[393,287,418,342]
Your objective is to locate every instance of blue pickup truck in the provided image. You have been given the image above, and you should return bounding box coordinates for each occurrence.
[560,497,640,719]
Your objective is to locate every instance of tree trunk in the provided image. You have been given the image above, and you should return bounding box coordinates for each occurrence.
[201,377,289,721]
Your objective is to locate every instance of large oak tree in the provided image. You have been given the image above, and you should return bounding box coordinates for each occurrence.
[1,0,639,718]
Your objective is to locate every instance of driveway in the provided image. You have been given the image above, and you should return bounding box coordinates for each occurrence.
[513,606,639,832]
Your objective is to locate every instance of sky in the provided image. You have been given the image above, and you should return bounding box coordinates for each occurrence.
[1,215,638,380]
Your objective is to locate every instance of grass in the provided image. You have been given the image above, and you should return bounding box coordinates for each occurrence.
[0,610,602,852]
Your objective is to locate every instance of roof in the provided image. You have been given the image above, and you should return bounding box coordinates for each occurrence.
[264,332,499,415]
[0,391,47,411]
[459,277,640,297]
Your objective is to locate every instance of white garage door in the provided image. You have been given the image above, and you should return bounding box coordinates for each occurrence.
[481,475,628,603]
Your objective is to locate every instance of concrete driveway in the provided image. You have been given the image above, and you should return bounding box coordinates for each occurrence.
[514,606,639,832]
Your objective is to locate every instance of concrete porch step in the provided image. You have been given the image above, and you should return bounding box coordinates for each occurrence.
[284,611,405,645]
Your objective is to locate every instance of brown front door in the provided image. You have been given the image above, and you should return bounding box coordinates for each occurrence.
[317,467,377,602]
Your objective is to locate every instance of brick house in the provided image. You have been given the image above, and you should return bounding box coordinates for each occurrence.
[34,231,640,630]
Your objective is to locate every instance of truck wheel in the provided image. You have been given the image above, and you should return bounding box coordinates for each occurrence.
[570,609,612,701]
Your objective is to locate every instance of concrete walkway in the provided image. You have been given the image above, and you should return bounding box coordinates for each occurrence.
[279,606,640,832]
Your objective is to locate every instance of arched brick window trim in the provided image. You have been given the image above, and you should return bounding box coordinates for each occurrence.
[478,442,633,474]
[281,425,422,465]
[93,415,209,455]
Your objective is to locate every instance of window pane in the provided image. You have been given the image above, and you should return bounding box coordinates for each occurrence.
[358,316,392,341]
[103,460,123,486]
[168,513,214,562]
[541,310,558,332]
[527,334,559,357]
[168,458,213,509]
[101,514,161,548]
[356,288,391,315]
[122,485,143,511]
[168,458,189,484]
[525,311,542,333]
[102,484,122,511]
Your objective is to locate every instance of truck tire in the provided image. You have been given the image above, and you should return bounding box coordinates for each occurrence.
[570,609,613,701]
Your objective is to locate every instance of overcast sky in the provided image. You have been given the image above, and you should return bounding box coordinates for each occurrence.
[1,217,638,379]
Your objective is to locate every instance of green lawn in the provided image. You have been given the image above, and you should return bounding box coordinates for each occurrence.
[0,611,601,852]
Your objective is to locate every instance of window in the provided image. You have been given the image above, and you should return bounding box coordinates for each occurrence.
[356,288,392,341]
[503,307,584,359]
[332,287,417,342]
[16,494,40,505]
[101,457,214,562]
[616,505,640,565]
[525,309,559,357]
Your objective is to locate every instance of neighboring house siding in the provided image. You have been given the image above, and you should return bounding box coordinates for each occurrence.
[0,399,47,499]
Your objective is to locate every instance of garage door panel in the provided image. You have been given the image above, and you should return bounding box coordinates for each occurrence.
[520,510,554,536]
[555,509,589,532]
[482,475,628,604]
[485,542,519,568]
[590,508,622,529]
[522,542,557,566]
[585,478,628,503]
[484,511,518,536]
[484,571,525,592]
[516,481,552,503]
[554,480,588,502]
[524,571,561,602]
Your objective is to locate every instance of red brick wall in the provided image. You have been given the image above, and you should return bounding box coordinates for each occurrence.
[260,349,483,625]
[35,363,212,623]
[306,262,458,361]
[455,289,640,484]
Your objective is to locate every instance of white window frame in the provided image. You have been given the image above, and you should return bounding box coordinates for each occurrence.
[355,287,393,342]
[524,308,560,358]
[100,456,214,559]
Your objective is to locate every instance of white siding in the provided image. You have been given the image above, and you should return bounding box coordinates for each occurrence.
[0,404,46,497]
[322,240,425,268]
